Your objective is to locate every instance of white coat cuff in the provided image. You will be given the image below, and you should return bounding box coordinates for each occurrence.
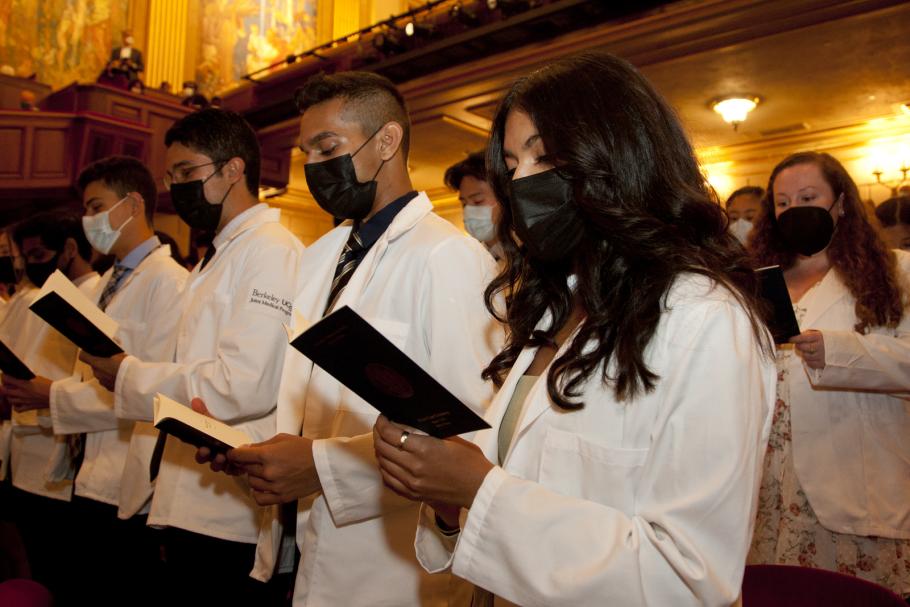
[311,438,343,517]
[451,465,507,580]
[113,355,143,420]
[415,502,461,573]
[47,377,68,434]
[809,330,858,386]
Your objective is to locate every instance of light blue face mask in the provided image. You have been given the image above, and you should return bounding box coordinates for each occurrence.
[462,204,496,243]
[82,195,133,254]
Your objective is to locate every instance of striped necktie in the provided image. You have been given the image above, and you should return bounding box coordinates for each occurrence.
[98,263,129,311]
[323,229,365,315]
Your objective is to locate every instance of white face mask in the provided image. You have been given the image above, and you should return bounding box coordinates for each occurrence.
[82,196,133,255]
[729,217,753,245]
[462,204,496,244]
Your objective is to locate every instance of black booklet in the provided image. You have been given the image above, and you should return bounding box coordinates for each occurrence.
[153,393,251,453]
[756,265,802,344]
[29,270,123,357]
[0,256,17,285]
[0,339,35,380]
[288,306,490,438]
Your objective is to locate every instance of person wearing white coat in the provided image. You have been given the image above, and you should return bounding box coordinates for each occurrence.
[374,52,776,607]
[0,212,100,603]
[746,151,910,596]
[81,109,303,605]
[198,72,502,606]
[5,157,189,602]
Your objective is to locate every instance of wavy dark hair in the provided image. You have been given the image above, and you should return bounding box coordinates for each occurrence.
[482,51,771,409]
[749,152,905,332]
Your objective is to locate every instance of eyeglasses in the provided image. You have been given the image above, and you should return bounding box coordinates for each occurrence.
[162,160,223,191]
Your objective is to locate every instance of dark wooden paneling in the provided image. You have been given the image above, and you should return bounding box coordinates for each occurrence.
[0,128,24,177]
[32,128,69,178]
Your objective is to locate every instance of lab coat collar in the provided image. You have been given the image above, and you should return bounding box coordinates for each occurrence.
[213,203,279,249]
[326,193,432,315]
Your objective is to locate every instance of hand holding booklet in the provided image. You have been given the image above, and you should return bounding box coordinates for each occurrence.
[153,393,251,453]
[287,306,490,438]
[28,270,123,357]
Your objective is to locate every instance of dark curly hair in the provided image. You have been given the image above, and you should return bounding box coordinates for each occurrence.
[749,152,905,332]
[482,51,771,409]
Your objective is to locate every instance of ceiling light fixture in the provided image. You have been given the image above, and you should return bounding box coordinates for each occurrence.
[710,95,761,131]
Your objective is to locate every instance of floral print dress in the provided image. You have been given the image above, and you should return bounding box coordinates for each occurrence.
[748,303,910,597]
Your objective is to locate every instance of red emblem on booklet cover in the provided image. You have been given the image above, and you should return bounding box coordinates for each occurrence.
[365,362,415,399]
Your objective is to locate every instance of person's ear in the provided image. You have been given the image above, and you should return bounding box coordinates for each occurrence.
[222,157,246,186]
[377,122,404,162]
[62,237,79,264]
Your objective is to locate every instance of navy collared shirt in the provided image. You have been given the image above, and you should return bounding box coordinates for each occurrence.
[350,190,417,262]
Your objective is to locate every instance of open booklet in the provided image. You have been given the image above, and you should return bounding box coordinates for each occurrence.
[287,306,490,439]
[756,265,802,344]
[153,393,251,453]
[0,338,35,380]
[29,270,123,357]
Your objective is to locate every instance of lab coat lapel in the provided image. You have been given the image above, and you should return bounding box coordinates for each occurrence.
[328,193,433,314]
[474,344,537,462]
[799,267,847,329]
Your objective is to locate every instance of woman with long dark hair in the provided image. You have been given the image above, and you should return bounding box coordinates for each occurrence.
[372,51,775,605]
[747,152,910,596]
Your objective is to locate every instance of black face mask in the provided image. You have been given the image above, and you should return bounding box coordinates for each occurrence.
[25,253,60,288]
[304,128,386,221]
[775,198,838,257]
[509,169,585,262]
[170,165,233,232]
[0,256,17,284]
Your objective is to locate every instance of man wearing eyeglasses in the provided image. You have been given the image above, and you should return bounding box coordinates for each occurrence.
[81,108,304,604]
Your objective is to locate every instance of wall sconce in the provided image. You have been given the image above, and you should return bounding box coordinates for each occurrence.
[710,95,761,131]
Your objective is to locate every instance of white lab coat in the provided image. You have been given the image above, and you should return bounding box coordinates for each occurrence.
[47,245,188,509]
[787,248,910,538]
[1,275,100,499]
[250,193,503,606]
[415,274,776,607]
[113,204,303,543]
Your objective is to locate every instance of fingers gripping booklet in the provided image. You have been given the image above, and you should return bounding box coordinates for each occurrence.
[286,306,490,439]
[29,270,123,357]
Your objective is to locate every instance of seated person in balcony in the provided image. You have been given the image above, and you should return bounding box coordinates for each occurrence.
[105,30,144,87]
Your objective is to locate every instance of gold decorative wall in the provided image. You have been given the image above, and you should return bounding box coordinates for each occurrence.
[0,0,132,89]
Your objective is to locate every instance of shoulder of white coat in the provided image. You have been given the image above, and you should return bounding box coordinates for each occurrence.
[413,212,494,264]
[660,273,756,346]
[893,248,910,276]
[246,217,305,255]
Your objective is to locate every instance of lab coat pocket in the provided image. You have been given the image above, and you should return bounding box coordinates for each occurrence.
[364,316,410,351]
[538,426,648,512]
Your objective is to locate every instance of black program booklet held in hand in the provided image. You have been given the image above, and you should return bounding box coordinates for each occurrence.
[29,270,123,357]
[289,306,490,438]
[0,339,35,380]
[756,265,802,344]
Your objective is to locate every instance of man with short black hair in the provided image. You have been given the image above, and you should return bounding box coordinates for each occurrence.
[81,109,303,604]
[206,71,502,605]
[444,150,503,258]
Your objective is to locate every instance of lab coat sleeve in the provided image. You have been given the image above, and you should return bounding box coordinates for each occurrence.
[446,300,773,607]
[314,236,503,527]
[114,239,300,424]
[49,371,119,435]
[808,326,910,393]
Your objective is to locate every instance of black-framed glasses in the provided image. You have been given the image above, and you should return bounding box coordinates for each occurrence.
[162,160,223,191]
